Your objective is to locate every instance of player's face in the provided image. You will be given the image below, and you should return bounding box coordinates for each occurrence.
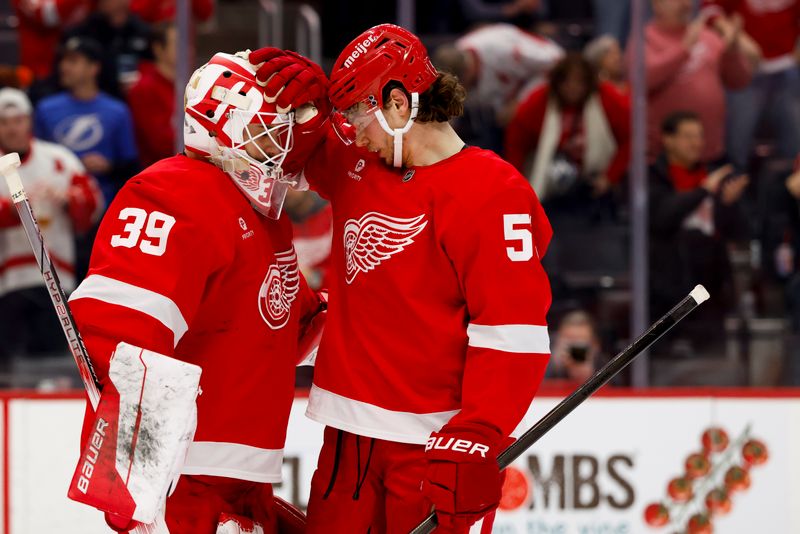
[242,122,284,163]
[664,121,704,166]
[350,102,402,166]
[0,114,32,154]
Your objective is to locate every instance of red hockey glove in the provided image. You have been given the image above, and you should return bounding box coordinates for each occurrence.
[249,48,331,178]
[248,48,331,118]
[422,424,504,531]
[296,290,327,366]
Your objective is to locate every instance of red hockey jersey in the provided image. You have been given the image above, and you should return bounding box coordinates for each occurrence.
[303,137,552,444]
[69,154,319,483]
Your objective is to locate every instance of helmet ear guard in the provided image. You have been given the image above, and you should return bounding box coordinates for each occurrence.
[372,92,419,168]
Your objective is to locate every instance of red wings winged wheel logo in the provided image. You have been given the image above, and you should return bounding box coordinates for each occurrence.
[343,212,428,284]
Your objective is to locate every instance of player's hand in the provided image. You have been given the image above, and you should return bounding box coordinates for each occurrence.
[422,423,504,530]
[248,48,331,118]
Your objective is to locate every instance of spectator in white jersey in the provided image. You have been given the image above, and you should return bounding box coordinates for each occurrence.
[433,23,564,126]
[0,88,102,378]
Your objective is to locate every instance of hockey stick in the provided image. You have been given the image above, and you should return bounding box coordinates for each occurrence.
[409,285,710,534]
[0,152,101,406]
[0,152,170,534]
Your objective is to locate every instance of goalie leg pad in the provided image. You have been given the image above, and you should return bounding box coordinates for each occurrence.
[68,342,202,524]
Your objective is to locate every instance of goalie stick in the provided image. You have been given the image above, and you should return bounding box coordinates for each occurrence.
[409,285,710,534]
[0,152,170,534]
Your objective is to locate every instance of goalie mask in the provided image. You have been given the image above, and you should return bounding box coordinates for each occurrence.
[184,51,294,219]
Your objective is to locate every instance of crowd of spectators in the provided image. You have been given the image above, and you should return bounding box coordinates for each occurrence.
[429,0,800,384]
[0,0,212,386]
[0,0,798,387]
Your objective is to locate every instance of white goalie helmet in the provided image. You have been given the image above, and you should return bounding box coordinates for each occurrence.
[184,51,295,219]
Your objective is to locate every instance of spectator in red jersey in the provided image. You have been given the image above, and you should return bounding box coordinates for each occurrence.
[505,53,630,216]
[584,35,628,94]
[11,0,91,81]
[284,190,332,292]
[649,111,748,350]
[640,0,754,164]
[700,0,800,170]
[130,0,213,23]
[0,88,102,376]
[128,22,176,167]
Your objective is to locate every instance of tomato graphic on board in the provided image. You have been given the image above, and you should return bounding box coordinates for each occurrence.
[701,427,730,453]
[742,439,769,467]
[685,453,712,479]
[724,466,751,492]
[667,477,694,502]
[705,488,732,516]
[498,466,530,510]
[687,513,713,534]
[643,503,670,527]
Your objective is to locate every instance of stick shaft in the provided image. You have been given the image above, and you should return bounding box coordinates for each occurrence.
[3,156,169,534]
[409,290,704,534]
[4,165,100,407]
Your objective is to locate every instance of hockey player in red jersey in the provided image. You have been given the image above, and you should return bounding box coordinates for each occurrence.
[66,50,324,534]
[249,24,553,533]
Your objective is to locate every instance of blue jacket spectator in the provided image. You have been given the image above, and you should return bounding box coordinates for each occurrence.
[34,36,139,204]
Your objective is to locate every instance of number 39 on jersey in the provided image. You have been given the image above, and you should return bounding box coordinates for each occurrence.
[110,207,176,257]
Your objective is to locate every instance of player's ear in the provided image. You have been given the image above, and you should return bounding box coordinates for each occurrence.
[387,87,409,114]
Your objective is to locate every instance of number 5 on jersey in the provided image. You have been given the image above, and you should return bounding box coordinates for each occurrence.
[111,207,176,256]
[504,213,535,262]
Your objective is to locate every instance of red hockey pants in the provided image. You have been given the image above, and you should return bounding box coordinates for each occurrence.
[306,426,496,534]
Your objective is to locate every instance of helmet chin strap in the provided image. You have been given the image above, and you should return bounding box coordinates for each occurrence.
[374,92,419,168]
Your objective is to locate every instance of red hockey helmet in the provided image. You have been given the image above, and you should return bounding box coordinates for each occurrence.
[329,24,438,114]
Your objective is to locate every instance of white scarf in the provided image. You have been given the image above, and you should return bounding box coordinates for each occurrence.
[525,93,617,200]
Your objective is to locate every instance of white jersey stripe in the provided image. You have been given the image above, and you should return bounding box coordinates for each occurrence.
[467,323,550,354]
[307,385,459,445]
[69,274,189,347]
[182,442,284,483]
